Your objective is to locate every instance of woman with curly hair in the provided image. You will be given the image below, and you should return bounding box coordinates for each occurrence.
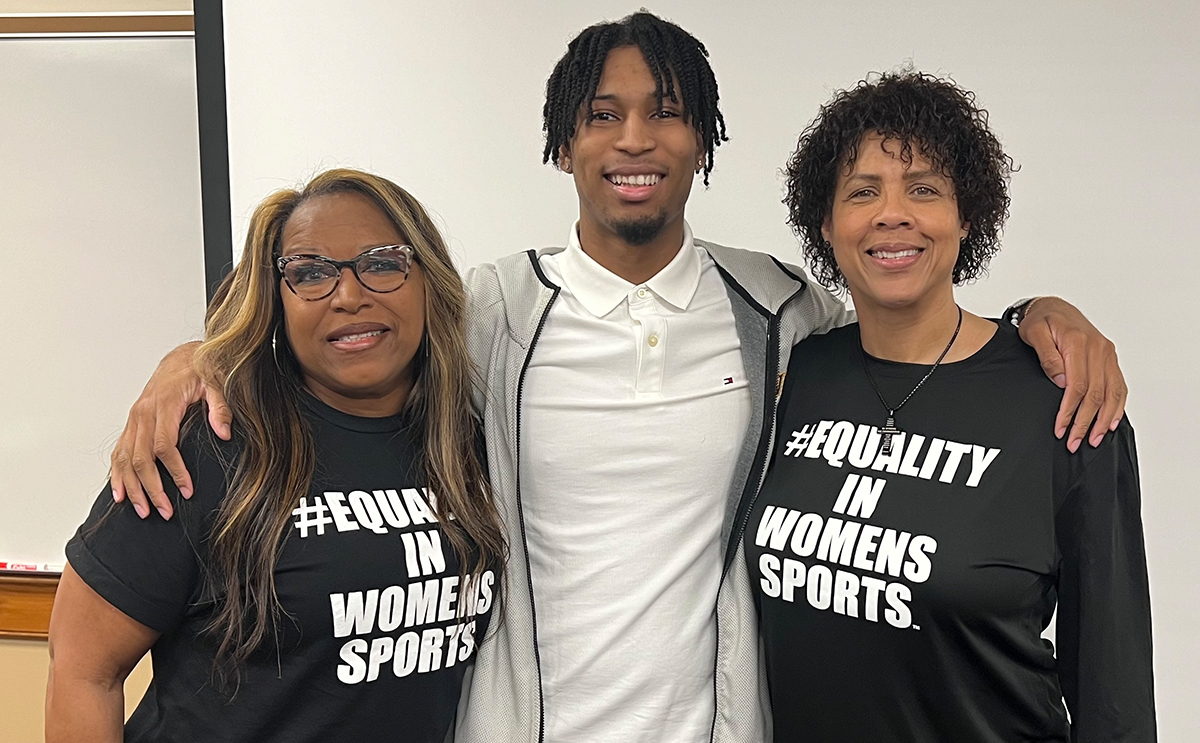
[745,72,1155,741]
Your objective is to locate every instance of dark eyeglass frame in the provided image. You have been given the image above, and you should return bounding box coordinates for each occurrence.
[276,244,415,301]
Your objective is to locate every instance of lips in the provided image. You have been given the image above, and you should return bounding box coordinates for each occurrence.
[866,244,924,268]
[604,167,665,202]
[869,248,921,259]
[327,322,390,351]
[607,173,661,187]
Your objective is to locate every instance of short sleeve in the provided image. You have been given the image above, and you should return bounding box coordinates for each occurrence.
[1054,420,1157,741]
[66,424,229,634]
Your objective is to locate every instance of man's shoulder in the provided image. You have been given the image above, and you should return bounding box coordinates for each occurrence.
[464,248,565,345]
[694,238,809,310]
[695,238,790,266]
[466,247,564,295]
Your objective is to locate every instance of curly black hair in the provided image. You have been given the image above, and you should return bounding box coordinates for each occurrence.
[542,11,728,186]
[784,70,1016,291]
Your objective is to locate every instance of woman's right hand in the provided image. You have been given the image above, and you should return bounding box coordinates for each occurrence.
[110,342,231,520]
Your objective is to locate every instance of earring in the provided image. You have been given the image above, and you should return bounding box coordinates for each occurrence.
[271,323,285,372]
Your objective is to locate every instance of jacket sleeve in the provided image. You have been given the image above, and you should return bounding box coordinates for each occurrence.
[1054,421,1156,741]
[463,263,507,414]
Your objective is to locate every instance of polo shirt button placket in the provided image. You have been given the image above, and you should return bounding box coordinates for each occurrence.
[630,287,665,394]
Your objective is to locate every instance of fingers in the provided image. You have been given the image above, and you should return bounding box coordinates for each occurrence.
[1052,325,1094,452]
[154,406,193,502]
[110,415,151,519]
[1033,320,1087,442]
[203,383,233,441]
[107,342,207,520]
[111,432,127,503]
[1021,297,1126,452]
[130,402,174,520]
[1056,332,1124,453]
[1064,379,1103,454]
[1088,343,1126,447]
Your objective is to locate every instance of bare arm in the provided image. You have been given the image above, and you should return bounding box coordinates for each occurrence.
[45,564,160,743]
[1016,297,1127,452]
[110,341,230,520]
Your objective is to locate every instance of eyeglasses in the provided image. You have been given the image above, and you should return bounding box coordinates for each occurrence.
[277,244,415,301]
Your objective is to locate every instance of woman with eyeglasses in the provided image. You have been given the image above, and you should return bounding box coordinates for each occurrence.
[45,169,506,742]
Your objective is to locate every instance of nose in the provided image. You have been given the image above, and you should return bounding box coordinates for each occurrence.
[615,115,655,155]
[329,266,371,312]
[874,187,914,230]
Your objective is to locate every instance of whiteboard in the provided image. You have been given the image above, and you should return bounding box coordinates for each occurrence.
[219,1,1198,736]
[0,37,205,566]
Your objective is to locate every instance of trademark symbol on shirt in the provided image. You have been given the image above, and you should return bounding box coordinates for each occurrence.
[912,625,921,630]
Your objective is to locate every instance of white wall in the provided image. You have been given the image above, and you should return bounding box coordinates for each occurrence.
[0,37,205,564]
[1,0,1187,734]
[222,1,1198,735]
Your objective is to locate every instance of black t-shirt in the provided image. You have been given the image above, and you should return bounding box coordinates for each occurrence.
[745,322,1155,742]
[68,394,495,743]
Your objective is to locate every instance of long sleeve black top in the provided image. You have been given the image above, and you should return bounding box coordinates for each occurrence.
[745,321,1155,742]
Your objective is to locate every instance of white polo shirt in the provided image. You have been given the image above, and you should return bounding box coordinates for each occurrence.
[519,223,752,743]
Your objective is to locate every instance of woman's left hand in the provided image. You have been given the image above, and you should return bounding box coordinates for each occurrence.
[1018,297,1127,452]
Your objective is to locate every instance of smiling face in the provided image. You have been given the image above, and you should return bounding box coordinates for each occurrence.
[561,45,702,252]
[278,191,426,417]
[822,133,969,314]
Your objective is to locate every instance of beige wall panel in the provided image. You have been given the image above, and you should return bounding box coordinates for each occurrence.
[0,639,151,742]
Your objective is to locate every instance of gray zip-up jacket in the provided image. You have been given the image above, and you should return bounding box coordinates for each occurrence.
[454,240,852,743]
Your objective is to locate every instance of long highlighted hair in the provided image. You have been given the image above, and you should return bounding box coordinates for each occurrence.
[195,169,504,682]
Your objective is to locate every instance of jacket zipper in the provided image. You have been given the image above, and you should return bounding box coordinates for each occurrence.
[708,282,805,743]
[513,269,559,743]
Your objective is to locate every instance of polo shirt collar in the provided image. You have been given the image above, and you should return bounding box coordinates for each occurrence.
[559,221,702,317]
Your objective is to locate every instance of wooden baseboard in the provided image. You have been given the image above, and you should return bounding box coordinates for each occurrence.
[0,573,59,640]
[0,13,193,37]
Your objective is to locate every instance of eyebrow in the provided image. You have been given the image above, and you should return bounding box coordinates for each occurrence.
[903,169,943,181]
[843,169,947,184]
[281,243,400,257]
[591,91,679,104]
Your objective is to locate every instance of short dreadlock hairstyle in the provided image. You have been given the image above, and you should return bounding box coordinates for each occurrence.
[784,70,1016,291]
[542,11,728,186]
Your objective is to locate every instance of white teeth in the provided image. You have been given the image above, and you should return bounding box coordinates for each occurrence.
[334,330,384,342]
[610,174,660,186]
[873,249,920,259]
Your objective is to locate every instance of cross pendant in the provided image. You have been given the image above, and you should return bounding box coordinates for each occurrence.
[879,415,901,456]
